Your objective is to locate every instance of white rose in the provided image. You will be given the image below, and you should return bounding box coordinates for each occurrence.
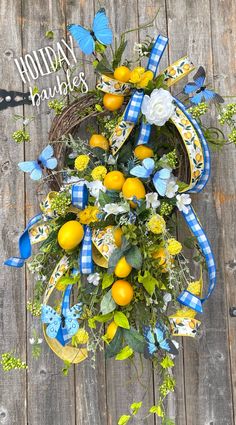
[141,88,175,126]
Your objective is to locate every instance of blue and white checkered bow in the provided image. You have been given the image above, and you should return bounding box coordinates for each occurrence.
[4,213,42,268]
[177,204,216,313]
[71,184,93,275]
[56,284,73,346]
[124,34,168,146]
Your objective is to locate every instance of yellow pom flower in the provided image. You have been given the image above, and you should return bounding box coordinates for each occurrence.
[79,206,100,225]
[74,155,90,171]
[91,165,107,181]
[73,329,89,344]
[129,67,145,84]
[166,238,182,255]
[129,67,154,88]
[137,71,154,88]
[147,214,166,234]
[187,280,202,296]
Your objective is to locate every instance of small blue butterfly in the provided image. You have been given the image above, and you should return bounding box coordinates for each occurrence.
[130,158,171,196]
[41,303,83,339]
[143,321,178,358]
[18,145,57,180]
[68,8,112,55]
[184,66,224,105]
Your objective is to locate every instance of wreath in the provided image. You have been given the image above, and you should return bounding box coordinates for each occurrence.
[3,8,236,424]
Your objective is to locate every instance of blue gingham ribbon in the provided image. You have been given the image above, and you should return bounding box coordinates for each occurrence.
[124,34,168,145]
[4,213,42,268]
[174,98,211,193]
[71,184,93,275]
[56,284,73,346]
[177,204,216,313]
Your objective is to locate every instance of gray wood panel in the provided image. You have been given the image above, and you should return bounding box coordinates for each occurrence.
[0,1,235,425]
[0,1,27,424]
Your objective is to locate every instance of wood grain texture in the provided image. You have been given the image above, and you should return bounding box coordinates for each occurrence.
[0,1,235,425]
[0,1,27,424]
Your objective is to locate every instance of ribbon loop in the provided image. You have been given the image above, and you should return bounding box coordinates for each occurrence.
[72,184,88,209]
[80,226,94,274]
[123,91,144,123]
[177,205,217,313]
[147,35,168,76]
[4,213,42,268]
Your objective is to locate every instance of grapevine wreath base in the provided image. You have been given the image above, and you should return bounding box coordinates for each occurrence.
[4,10,231,422]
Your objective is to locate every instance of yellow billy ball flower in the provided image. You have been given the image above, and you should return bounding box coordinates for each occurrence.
[91,165,107,181]
[129,67,145,84]
[166,238,182,255]
[147,214,166,234]
[74,155,90,171]
[137,70,154,88]
[79,206,100,225]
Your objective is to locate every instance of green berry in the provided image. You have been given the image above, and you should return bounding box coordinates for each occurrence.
[12,130,30,143]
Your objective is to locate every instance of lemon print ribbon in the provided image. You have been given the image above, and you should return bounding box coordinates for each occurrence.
[42,257,88,364]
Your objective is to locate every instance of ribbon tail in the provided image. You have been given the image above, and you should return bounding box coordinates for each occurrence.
[80,226,94,275]
[56,285,73,346]
[136,121,152,146]
[177,204,216,313]
[4,213,42,267]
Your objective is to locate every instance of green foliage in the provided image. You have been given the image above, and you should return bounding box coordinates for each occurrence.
[160,355,174,369]
[88,312,113,329]
[0,352,27,372]
[48,99,65,115]
[112,36,128,69]
[51,190,71,216]
[118,415,131,425]
[115,345,133,360]
[130,401,142,415]
[100,289,116,314]
[125,246,142,270]
[138,270,159,295]
[102,273,114,289]
[45,30,54,39]
[105,327,123,358]
[123,328,145,353]
[12,129,30,143]
[27,299,42,317]
[62,361,71,376]
[114,311,130,329]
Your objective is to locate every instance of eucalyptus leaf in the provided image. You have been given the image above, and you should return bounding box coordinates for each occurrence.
[108,248,124,272]
[125,246,142,269]
[105,327,123,358]
[123,328,145,353]
[100,289,116,315]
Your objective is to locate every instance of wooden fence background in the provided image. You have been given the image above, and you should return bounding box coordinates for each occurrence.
[0,0,236,424]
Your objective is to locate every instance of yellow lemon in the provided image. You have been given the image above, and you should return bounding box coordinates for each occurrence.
[58,220,84,250]
[106,321,118,341]
[122,177,146,207]
[111,280,134,306]
[106,321,118,340]
[103,93,124,111]
[89,134,109,151]
[114,66,131,82]
[104,170,125,191]
[114,256,132,278]
[114,227,123,247]
[152,247,166,266]
[134,145,154,160]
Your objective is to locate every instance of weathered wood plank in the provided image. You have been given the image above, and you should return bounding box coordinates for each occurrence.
[166,1,234,424]
[210,1,236,423]
[0,1,27,424]
[66,2,108,424]
[20,2,77,425]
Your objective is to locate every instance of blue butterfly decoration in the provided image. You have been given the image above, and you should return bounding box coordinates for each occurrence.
[184,66,224,105]
[130,158,171,197]
[41,303,83,339]
[143,321,178,358]
[68,8,113,55]
[18,145,57,180]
